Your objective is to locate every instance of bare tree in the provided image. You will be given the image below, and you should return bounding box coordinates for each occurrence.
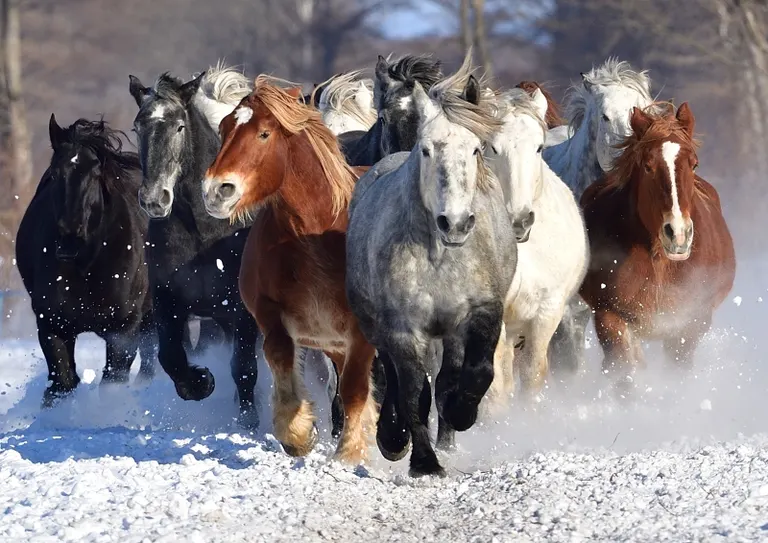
[0,0,31,207]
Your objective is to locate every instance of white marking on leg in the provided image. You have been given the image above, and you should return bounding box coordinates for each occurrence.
[234,106,253,126]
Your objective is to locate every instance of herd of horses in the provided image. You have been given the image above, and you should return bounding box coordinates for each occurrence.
[15,50,736,477]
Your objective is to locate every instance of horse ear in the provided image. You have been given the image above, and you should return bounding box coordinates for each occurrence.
[580,72,593,93]
[49,113,66,150]
[531,88,549,120]
[630,106,653,137]
[375,55,391,85]
[411,80,430,113]
[129,75,151,106]
[178,71,205,104]
[676,102,695,137]
[462,75,480,106]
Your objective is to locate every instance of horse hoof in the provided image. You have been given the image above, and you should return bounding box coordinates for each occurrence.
[237,405,260,431]
[443,393,479,432]
[281,424,319,457]
[174,366,215,401]
[408,454,446,478]
[41,385,77,409]
[376,431,411,462]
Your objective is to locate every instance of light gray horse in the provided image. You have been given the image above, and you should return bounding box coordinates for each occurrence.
[346,55,517,477]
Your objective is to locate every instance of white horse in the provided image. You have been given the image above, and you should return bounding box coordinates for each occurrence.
[314,70,377,135]
[484,87,589,406]
[544,57,655,201]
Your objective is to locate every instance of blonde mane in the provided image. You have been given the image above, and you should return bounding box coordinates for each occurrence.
[252,74,358,217]
[312,70,377,130]
[425,51,503,192]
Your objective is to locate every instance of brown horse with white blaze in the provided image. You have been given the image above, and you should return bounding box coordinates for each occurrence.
[201,76,376,464]
[580,102,735,382]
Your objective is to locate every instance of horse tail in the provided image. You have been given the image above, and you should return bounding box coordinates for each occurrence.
[373,350,411,462]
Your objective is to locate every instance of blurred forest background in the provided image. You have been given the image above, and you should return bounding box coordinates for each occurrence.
[0,0,766,335]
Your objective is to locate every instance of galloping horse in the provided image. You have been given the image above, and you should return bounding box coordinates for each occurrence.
[580,103,735,388]
[543,58,657,375]
[312,70,377,135]
[202,77,376,464]
[346,56,516,477]
[483,88,588,409]
[17,116,156,406]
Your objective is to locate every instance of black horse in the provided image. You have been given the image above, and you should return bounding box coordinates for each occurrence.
[339,54,444,166]
[16,115,156,407]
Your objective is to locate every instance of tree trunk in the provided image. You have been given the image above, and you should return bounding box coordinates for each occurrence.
[460,0,472,57]
[470,0,492,79]
[1,0,31,207]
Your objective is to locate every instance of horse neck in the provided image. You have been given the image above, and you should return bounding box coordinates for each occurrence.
[270,133,351,237]
[547,103,602,201]
[173,105,233,236]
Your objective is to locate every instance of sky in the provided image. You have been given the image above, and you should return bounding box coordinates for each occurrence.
[378,4,455,39]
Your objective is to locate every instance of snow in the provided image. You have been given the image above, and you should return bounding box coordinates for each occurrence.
[1,260,768,541]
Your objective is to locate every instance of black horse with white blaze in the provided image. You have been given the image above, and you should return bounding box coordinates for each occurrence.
[16,116,156,407]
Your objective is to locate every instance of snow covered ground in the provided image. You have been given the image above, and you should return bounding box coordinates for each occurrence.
[1,260,768,541]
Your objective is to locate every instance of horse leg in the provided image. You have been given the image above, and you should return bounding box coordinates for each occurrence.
[373,350,411,462]
[663,318,711,370]
[441,301,503,435]
[226,312,260,430]
[435,336,463,452]
[155,300,215,401]
[388,337,441,477]
[328,359,344,440]
[260,312,317,457]
[520,310,562,397]
[102,332,140,385]
[593,309,634,375]
[331,335,377,465]
[136,310,157,381]
[481,320,516,419]
[549,295,591,376]
[38,325,79,408]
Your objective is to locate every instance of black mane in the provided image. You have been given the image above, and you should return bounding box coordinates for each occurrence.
[56,118,140,185]
[387,54,443,88]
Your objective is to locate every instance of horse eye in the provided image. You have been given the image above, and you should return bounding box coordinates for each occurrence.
[473,147,482,156]
[421,148,430,158]
[177,125,185,133]
[537,145,543,153]
[644,164,652,173]
[260,131,270,140]
[490,145,498,155]
[692,163,699,171]
[602,114,610,122]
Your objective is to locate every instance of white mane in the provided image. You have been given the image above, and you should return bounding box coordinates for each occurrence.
[317,70,377,134]
[192,60,253,133]
[565,57,653,133]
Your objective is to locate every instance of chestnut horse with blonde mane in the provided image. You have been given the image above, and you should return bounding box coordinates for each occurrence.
[202,76,376,464]
[580,102,735,389]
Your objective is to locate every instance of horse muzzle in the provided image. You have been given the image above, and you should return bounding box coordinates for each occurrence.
[660,220,693,261]
[56,235,83,262]
[512,209,535,243]
[202,177,242,220]
[138,185,173,220]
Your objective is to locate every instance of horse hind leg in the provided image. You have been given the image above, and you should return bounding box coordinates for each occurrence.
[331,334,378,465]
[227,313,261,430]
[480,321,516,420]
[264,323,317,457]
[549,295,591,376]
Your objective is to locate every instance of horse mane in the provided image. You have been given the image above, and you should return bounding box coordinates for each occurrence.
[427,53,503,191]
[516,81,565,128]
[564,57,653,133]
[386,53,444,87]
[56,118,140,191]
[251,74,358,217]
[492,88,548,132]
[193,60,253,130]
[598,102,708,201]
[313,70,377,129]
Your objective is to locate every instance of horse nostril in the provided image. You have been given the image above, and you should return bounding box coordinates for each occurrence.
[219,183,237,200]
[527,210,535,227]
[436,214,451,233]
[160,189,172,207]
[464,213,476,232]
[663,223,674,240]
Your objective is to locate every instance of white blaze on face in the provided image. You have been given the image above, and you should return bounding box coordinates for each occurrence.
[398,96,412,111]
[150,104,165,119]
[234,106,253,126]
[661,141,686,240]
[70,154,79,164]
